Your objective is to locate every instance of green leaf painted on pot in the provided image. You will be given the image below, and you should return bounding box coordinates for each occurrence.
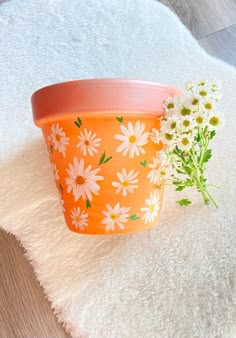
[86,200,92,208]
[202,149,212,163]
[99,152,106,165]
[140,159,147,167]
[50,145,53,154]
[116,116,123,123]
[74,117,82,128]
[103,156,112,164]
[59,183,64,194]
[177,199,191,206]
[129,214,140,220]
[99,152,112,165]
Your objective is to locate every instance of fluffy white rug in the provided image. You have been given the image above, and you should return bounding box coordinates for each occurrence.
[0,0,236,337]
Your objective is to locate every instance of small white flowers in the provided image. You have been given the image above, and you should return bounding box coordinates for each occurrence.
[112,168,139,196]
[77,128,101,156]
[177,134,193,151]
[160,80,223,153]
[102,203,131,232]
[141,191,160,224]
[161,80,223,208]
[115,120,149,158]
[48,123,69,157]
[71,207,88,231]
[65,157,104,201]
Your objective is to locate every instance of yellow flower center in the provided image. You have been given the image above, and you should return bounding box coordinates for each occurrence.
[182,138,189,146]
[170,122,176,129]
[129,135,136,143]
[84,140,90,145]
[209,116,219,126]
[204,103,212,110]
[199,90,207,96]
[149,204,155,212]
[111,214,118,220]
[165,133,173,141]
[192,98,198,105]
[75,216,80,222]
[196,116,203,124]
[160,170,166,176]
[181,107,191,116]
[198,81,205,86]
[167,103,174,109]
[55,134,61,141]
[76,176,85,185]
[122,181,129,187]
[183,120,190,127]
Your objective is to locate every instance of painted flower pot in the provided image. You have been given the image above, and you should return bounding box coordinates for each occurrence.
[32,79,181,235]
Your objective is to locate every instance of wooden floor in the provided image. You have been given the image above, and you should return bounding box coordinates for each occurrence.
[0,1,236,337]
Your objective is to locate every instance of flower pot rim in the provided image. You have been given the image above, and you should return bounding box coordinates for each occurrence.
[32,78,181,126]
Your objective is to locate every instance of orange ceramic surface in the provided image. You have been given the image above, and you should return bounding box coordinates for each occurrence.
[32,79,181,235]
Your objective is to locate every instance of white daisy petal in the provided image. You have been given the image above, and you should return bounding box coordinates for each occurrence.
[65,157,104,202]
[115,121,149,158]
[102,203,131,232]
[112,168,139,196]
[141,191,160,224]
[48,123,69,157]
[77,128,101,156]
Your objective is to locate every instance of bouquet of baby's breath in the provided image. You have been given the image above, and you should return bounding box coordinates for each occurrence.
[155,81,223,207]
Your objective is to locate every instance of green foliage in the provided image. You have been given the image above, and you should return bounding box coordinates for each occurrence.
[74,117,82,128]
[177,199,192,206]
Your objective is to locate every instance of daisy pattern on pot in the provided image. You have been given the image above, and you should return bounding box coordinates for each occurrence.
[102,203,131,232]
[71,207,88,231]
[112,168,139,196]
[141,191,160,224]
[115,121,149,158]
[150,128,161,144]
[77,128,101,156]
[52,163,59,181]
[65,157,104,201]
[147,151,170,184]
[48,123,69,157]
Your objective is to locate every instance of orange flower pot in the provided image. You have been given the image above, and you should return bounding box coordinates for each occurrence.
[32,79,181,235]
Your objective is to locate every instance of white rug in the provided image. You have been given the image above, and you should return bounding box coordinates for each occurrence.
[1,0,236,337]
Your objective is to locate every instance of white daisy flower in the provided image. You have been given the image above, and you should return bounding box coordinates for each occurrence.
[102,203,131,232]
[141,191,160,224]
[160,115,179,134]
[60,198,65,213]
[200,97,215,111]
[65,157,104,201]
[207,111,222,130]
[150,128,161,144]
[177,134,193,151]
[186,82,195,91]
[77,128,101,156]
[211,81,222,92]
[193,84,211,99]
[194,112,207,127]
[160,131,176,149]
[163,96,180,113]
[71,207,88,231]
[179,116,194,132]
[52,163,59,181]
[147,151,170,184]
[115,121,149,158]
[112,168,139,196]
[48,123,69,157]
